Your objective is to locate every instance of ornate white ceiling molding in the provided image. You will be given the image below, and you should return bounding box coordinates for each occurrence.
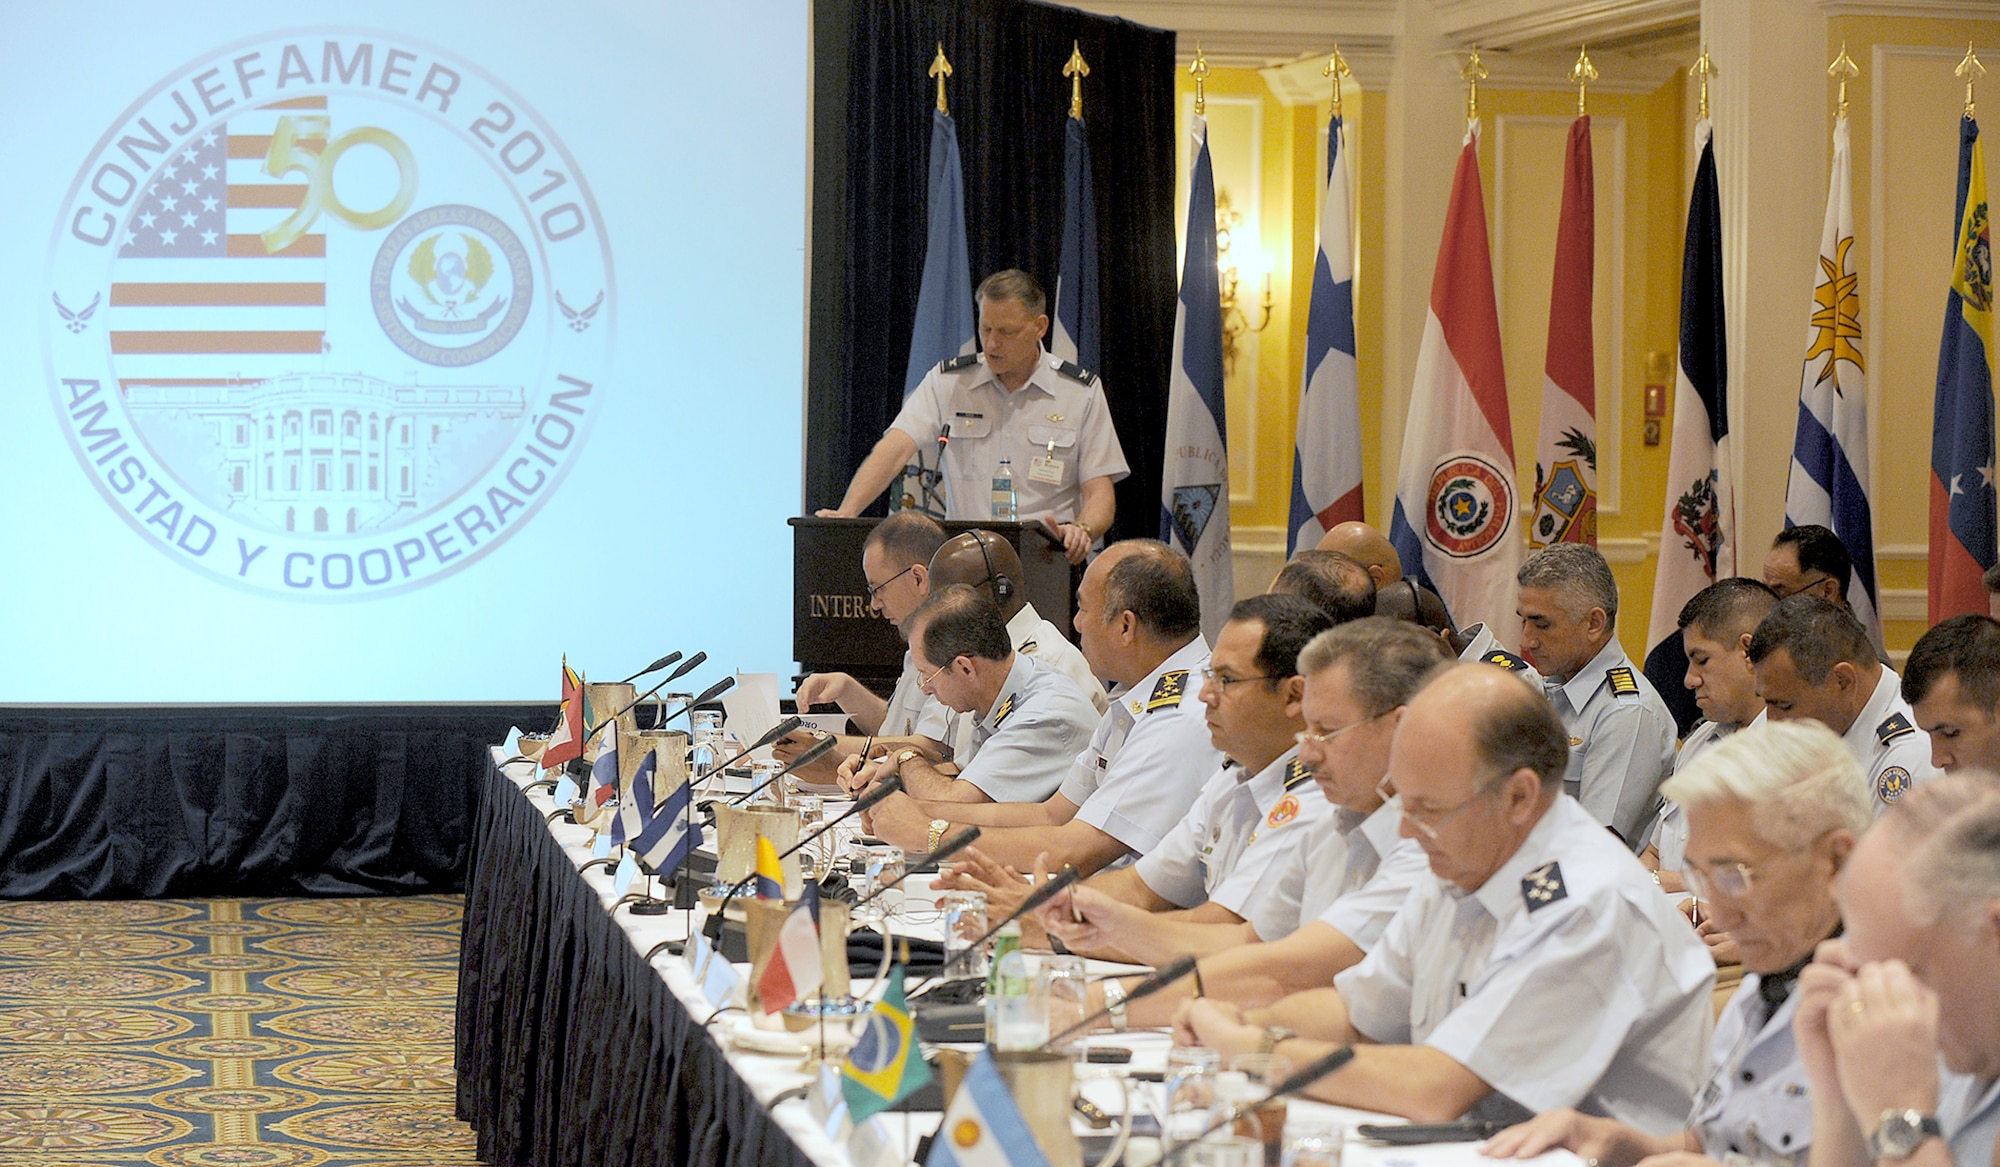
[1434,0,1700,54]
[1427,44,1687,94]
[1817,1,2000,16]
[1060,0,1398,69]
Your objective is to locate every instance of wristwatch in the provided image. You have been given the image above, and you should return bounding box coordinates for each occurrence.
[927,819,950,850]
[1101,977,1129,1031]
[1869,1110,1943,1160]
[1258,1025,1298,1055]
[894,748,920,774]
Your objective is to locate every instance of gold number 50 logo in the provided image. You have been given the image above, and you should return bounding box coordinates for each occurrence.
[259,115,418,252]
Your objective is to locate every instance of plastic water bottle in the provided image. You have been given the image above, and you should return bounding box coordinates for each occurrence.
[991,458,1017,521]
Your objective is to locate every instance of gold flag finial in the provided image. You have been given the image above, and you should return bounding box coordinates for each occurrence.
[1691,46,1719,121]
[1324,45,1352,115]
[929,44,953,115]
[1571,45,1598,116]
[1064,41,1090,119]
[1190,45,1210,116]
[1828,42,1859,119]
[1958,43,1985,118]
[1461,48,1488,122]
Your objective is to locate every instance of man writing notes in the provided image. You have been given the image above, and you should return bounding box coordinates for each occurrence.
[817,270,1127,564]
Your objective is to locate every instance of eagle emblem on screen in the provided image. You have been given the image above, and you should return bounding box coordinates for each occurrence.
[45,33,613,599]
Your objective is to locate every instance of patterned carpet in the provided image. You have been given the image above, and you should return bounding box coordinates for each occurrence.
[0,896,483,1166]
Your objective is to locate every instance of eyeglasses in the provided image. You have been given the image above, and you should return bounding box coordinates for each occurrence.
[1295,711,1384,749]
[1395,771,1511,840]
[1197,664,1280,691]
[1772,572,1833,599]
[1682,849,1807,901]
[916,659,954,693]
[866,563,917,602]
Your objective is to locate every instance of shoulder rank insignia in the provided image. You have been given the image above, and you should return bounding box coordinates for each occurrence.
[1145,670,1189,712]
[1481,648,1529,672]
[1877,712,1917,746]
[1522,861,1568,912]
[1052,358,1098,386]
[1284,757,1314,790]
[1877,766,1912,804]
[1606,666,1640,697]
[1266,794,1302,828]
[940,353,981,373]
[991,692,1018,728]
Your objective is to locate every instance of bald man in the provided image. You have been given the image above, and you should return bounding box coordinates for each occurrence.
[1319,521,1452,634]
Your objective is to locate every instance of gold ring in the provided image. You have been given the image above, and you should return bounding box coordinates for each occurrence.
[1847,1000,1866,1015]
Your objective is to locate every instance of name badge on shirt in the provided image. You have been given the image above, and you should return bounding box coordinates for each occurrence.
[1029,454,1065,485]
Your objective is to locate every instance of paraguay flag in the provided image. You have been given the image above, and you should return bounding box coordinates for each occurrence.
[754,833,784,900]
[1786,112,1881,646]
[540,660,587,771]
[1286,110,1364,555]
[1929,115,1996,624]
[630,753,701,874]
[1643,119,1733,735]
[756,880,823,1014]
[1160,114,1233,641]
[903,108,976,397]
[1388,120,1518,639]
[1052,109,1100,372]
[923,1048,1053,1167]
[1529,115,1597,551]
[842,963,932,1123]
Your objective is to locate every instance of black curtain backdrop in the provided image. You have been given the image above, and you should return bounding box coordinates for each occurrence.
[808,0,1178,539]
[0,707,522,898]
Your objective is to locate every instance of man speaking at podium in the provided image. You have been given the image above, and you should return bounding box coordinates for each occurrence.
[815,270,1128,564]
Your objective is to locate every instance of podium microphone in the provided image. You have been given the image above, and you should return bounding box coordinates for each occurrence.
[618,651,683,686]
[1040,955,1198,1049]
[853,826,981,908]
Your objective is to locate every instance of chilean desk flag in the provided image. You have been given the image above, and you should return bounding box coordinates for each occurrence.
[1286,111,1364,556]
[1786,113,1881,646]
[1929,115,1996,624]
[1529,115,1597,551]
[1053,111,1100,372]
[903,108,977,398]
[1160,114,1233,640]
[756,880,823,1014]
[1387,120,1518,638]
[1643,119,1734,735]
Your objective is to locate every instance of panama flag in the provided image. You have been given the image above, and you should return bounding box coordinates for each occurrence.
[756,880,823,1014]
[842,963,932,1123]
[1643,119,1734,735]
[1786,113,1881,645]
[1388,121,1519,638]
[1160,114,1233,641]
[1053,110,1100,372]
[540,660,587,771]
[903,108,976,398]
[923,1048,1053,1167]
[1929,115,1997,624]
[1286,111,1364,555]
[1529,116,1597,551]
[629,753,701,874]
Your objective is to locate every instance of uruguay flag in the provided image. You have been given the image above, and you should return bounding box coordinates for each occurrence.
[1052,111,1100,372]
[1286,111,1364,555]
[923,1048,1053,1167]
[1929,115,1997,624]
[1388,120,1518,639]
[1529,115,1597,551]
[1643,119,1733,735]
[1160,114,1233,641]
[1786,113,1881,646]
[630,753,700,874]
[903,108,977,398]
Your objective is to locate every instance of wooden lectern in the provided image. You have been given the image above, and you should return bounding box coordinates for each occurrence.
[790,517,1079,693]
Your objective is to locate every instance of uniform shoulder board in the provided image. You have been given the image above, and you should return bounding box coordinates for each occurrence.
[939,353,981,373]
[1144,670,1190,712]
[1877,712,1917,745]
[1481,648,1529,672]
[1284,757,1314,790]
[1521,861,1569,912]
[991,692,1018,728]
[1052,358,1098,386]
[1606,666,1641,697]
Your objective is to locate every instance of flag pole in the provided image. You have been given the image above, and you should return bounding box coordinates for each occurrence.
[1571,45,1597,116]
[1325,45,1349,114]
[1461,47,1486,126]
[1064,41,1088,120]
[929,44,952,115]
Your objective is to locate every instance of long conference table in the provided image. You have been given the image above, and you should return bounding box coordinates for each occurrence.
[455,748,1571,1167]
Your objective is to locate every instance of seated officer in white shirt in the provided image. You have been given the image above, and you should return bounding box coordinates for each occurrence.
[1179,663,1715,1131]
[1902,614,2000,775]
[1794,776,2000,1167]
[928,529,1107,724]
[1485,719,1871,1167]
[844,584,1097,805]
[1747,594,1938,813]
[1268,550,1377,625]
[1041,617,1447,1030]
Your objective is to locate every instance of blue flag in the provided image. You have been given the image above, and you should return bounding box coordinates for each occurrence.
[924,1048,1052,1167]
[1053,113,1100,373]
[630,754,700,874]
[1287,111,1364,555]
[1929,115,1997,623]
[903,108,976,397]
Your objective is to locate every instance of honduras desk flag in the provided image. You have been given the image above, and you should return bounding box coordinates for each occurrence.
[1388,119,1519,639]
[1053,104,1101,371]
[1929,115,1997,624]
[1643,119,1734,735]
[1160,113,1233,642]
[842,962,931,1124]
[903,107,977,398]
[1786,112,1881,646]
[629,752,700,874]
[923,1048,1052,1167]
[1529,115,1597,551]
[1286,110,1364,555]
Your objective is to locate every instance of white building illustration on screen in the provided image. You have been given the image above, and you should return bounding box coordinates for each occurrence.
[124,373,527,534]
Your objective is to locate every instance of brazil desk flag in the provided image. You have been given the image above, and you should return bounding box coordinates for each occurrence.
[842,963,931,1124]
[1929,114,1996,624]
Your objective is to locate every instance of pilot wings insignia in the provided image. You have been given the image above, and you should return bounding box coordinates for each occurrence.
[53,292,100,334]
[558,290,605,333]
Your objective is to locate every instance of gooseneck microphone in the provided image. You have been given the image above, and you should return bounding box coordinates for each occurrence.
[588,656,719,737]
[1039,955,1199,1049]
[769,774,906,863]
[714,734,835,809]
[618,651,683,686]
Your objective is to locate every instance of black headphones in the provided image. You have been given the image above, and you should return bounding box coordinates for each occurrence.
[972,530,1016,604]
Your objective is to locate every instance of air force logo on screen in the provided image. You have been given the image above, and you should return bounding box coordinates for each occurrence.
[44,33,613,599]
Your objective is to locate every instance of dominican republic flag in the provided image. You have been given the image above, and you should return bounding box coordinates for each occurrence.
[756,880,823,1014]
[1643,119,1733,736]
[1929,115,1997,624]
[903,108,976,398]
[541,660,587,771]
[629,752,701,874]
[1052,111,1100,372]
[923,1048,1053,1167]
[1160,114,1233,641]
[1388,120,1518,639]
[1286,111,1364,555]
[843,963,932,1123]
[1529,115,1597,551]
[1786,113,1881,646]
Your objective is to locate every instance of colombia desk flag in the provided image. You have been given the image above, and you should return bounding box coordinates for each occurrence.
[754,834,784,900]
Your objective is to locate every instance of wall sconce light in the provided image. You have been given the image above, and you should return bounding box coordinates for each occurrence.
[1215,189,1272,370]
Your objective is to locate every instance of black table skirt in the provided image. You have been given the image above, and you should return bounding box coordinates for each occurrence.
[456,756,818,1167]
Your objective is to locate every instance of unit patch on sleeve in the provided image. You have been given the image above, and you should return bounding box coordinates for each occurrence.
[1266,794,1301,828]
[1877,766,1912,804]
